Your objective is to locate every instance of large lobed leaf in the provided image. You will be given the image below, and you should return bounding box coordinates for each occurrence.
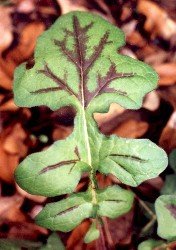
[13,11,168,235]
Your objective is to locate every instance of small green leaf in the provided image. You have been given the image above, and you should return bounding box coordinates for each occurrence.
[161,174,176,195]
[138,239,164,250]
[40,233,65,250]
[97,185,134,218]
[99,137,167,186]
[155,195,176,240]
[36,192,93,232]
[84,221,100,243]
[169,149,176,172]
[15,141,89,196]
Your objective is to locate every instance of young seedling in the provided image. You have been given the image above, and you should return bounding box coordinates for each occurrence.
[13,11,168,243]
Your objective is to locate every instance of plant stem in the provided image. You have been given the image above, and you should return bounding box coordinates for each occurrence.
[81,107,97,204]
[136,196,156,235]
[138,198,155,218]
[141,215,156,234]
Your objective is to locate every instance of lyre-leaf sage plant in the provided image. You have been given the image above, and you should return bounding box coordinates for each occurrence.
[13,11,168,242]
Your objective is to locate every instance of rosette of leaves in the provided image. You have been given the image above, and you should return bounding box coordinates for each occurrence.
[13,11,168,242]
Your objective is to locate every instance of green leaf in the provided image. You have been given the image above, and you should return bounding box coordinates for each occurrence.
[36,186,134,231]
[169,149,176,173]
[15,140,88,196]
[138,239,164,250]
[40,233,65,250]
[155,195,176,240]
[14,12,158,112]
[96,186,134,218]
[36,191,93,232]
[99,137,167,186]
[13,11,168,238]
[161,174,176,195]
[84,221,100,243]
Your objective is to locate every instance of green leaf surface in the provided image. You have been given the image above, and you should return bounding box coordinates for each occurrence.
[15,139,88,196]
[155,195,176,240]
[36,191,93,232]
[161,174,176,195]
[138,239,164,250]
[40,233,65,250]
[99,137,167,187]
[84,221,100,244]
[96,186,134,218]
[14,12,158,113]
[169,149,176,173]
[13,11,168,237]
[36,186,134,232]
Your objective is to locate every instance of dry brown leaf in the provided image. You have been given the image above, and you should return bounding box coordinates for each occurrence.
[138,0,176,40]
[52,125,73,141]
[0,6,13,53]
[143,91,160,111]
[16,0,35,13]
[57,0,87,14]
[3,123,27,156]
[57,0,113,22]
[102,211,133,248]
[0,22,45,90]
[158,85,176,109]
[0,123,27,183]
[122,21,137,37]
[0,194,25,223]
[67,220,90,250]
[5,221,47,241]
[6,22,45,65]
[145,50,172,65]
[138,44,160,62]
[0,99,19,111]
[137,176,164,199]
[159,111,176,153]
[0,58,13,90]
[94,103,125,128]
[126,31,146,48]
[112,119,149,139]
[154,63,176,85]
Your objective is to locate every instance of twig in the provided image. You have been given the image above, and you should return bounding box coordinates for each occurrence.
[136,196,157,235]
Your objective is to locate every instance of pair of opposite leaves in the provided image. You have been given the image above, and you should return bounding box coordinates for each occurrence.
[13,11,167,237]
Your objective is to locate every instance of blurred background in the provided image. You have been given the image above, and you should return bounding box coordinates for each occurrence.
[0,0,176,249]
